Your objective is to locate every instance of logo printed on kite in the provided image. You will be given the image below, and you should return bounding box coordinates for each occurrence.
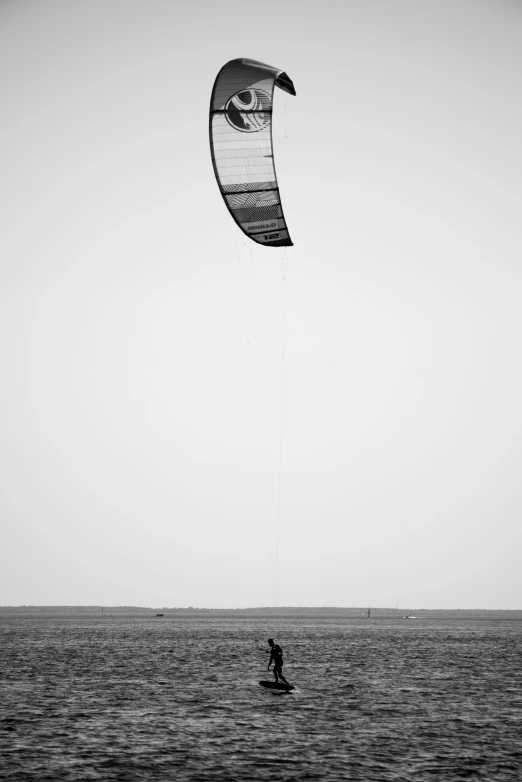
[225,89,271,133]
[247,222,277,231]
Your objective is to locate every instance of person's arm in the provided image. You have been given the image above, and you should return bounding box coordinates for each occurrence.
[268,650,274,669]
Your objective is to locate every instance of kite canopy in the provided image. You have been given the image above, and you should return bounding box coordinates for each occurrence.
[209,58,296,247]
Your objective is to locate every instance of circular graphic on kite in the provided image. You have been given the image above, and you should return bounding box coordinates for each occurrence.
[225,89,271,133]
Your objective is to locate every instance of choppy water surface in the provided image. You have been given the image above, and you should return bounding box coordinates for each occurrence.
[1,616,521,780]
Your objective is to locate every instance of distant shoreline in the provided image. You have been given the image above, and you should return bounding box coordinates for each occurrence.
[1,606,521,619]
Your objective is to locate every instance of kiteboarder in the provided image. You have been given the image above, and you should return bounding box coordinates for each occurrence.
[267,638,289,686]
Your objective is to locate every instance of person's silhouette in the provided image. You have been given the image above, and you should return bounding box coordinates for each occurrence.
[267,638,289,686]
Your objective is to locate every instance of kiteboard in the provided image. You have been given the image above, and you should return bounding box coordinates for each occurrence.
[259,680,295,691]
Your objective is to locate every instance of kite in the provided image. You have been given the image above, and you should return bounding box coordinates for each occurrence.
[209,58,296,247]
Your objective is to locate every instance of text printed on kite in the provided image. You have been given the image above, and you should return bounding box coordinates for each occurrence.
[209,58,296,247]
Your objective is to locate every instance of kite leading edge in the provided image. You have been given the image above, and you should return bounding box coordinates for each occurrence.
[209,58,296,247]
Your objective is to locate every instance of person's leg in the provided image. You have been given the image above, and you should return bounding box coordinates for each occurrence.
[278,666,289,685]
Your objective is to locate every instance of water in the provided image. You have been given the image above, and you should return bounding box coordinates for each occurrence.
[1,616,521,780]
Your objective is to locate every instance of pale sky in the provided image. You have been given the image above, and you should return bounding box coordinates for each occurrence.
[1,0,521,609]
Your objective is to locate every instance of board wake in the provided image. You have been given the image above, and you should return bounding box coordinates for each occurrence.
[259,680,295,691]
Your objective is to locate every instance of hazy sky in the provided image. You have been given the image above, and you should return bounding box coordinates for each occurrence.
[1,0,521,609]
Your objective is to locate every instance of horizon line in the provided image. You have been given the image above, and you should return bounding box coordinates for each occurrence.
[1,605,521,612]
